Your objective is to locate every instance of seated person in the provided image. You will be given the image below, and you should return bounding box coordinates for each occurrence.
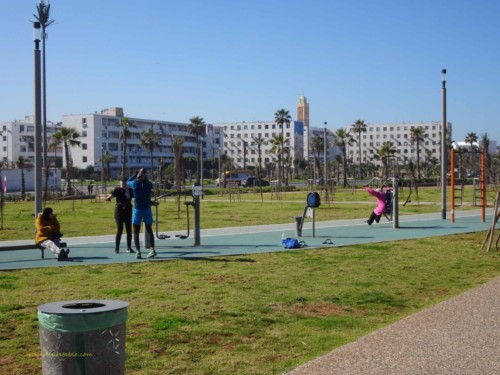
[35,207,69,261]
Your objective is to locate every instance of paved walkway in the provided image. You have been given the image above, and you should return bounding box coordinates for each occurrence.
[287,275,500,375]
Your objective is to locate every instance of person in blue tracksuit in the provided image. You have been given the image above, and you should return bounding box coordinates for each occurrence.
[127,168,158,259]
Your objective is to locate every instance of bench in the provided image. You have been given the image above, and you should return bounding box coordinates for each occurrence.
[0,242,67,259]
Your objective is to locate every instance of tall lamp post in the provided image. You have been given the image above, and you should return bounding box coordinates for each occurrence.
[33,22,43,217]
[441,69,447,220]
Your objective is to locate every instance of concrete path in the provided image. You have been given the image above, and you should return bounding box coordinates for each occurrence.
[287,275,500,375]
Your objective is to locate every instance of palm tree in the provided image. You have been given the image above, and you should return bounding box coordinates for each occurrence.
[251,135,267,179]
[15,156,31,200]
[374,141,398,179]
[33,0,54,173]
[465,132,479,175]
[465,132,478,151]
[100,150,114,182]
[274,109,292,185]
[139,127,162,178]
[52,127,81,195]
[172,136,184,217]
[187,116,206,184]
[351,119,367,179]
[269,134,289,184]
[480,133,491,183]
[116,117,136,178]
[409,126,426,180]
[310,136,324,180]
[333,128,354,187]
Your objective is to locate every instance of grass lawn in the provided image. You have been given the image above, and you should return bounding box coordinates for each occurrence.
[0,185,499,374]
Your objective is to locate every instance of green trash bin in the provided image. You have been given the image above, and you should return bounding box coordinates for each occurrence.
[37,300,129,375]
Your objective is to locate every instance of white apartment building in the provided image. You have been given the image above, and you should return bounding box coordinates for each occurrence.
[212,120,305,171]
[347,121,453,167]
[62,107,222,179]
[1,116,64,168]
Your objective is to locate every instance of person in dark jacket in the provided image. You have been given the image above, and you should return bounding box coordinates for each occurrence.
[127,168,158,259]
[106,178,135,254]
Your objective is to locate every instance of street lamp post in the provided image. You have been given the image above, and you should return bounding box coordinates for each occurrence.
[441,69,447,220]
[33,22,43,217]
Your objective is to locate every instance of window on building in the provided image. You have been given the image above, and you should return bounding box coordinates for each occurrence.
[404,149,408,154]
[265,125,269,129]
[82,131,87,137]
[83,156,87,162]
[82,143,87,150]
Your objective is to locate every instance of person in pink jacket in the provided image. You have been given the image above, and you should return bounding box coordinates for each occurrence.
[364,185,388,225]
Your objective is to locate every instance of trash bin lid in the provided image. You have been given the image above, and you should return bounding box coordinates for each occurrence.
[37,300,129,333]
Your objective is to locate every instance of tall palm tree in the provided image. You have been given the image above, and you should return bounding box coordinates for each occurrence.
[15,156,31,200]
[117,117,136,178]
[139,127,162,178]
[310,136,324,180]
[333,128,354,187]
[269,133,289,184]
[465,132,478,151]
[33,0,54,173]
[409,126,426,180]
[274,109,292,185]
[374,141,398,179]
[100,150,114,182]
[351,119,367,179]
[187,116,206,184]
[172,136,184,217]
[465,132,479,175]
[251,135,267,179]
[52,127,81,195]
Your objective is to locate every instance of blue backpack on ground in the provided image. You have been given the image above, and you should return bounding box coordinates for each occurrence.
[282,238,306,249]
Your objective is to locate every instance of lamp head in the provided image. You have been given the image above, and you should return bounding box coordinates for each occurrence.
[33,22,41,42]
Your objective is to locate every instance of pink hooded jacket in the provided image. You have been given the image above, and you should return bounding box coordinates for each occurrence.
[365,186,387,215]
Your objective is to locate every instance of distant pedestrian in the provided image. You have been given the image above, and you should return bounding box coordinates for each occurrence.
[35,207,69,261]
[88,183,94,197]
[106,178,134,254]
[127,168,158,259]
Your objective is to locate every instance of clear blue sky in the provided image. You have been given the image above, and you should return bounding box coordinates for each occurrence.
[2,0,499,142]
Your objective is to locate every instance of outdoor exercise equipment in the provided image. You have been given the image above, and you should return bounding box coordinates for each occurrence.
[295,192,321,237]
[365,177,400,229]
[155,191,196,240]
[146,185,202,247]
[450,147,486,223]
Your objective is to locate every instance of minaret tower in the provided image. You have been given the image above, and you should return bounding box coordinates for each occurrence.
[297,95,310,160]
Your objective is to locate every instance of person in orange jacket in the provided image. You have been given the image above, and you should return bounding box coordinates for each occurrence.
[35,207,69,261]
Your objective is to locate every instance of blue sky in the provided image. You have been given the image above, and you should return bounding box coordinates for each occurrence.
[2,0,500,142]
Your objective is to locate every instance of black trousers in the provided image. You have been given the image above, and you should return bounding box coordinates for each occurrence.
[115,210,132,250]
[366,211,382,225]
